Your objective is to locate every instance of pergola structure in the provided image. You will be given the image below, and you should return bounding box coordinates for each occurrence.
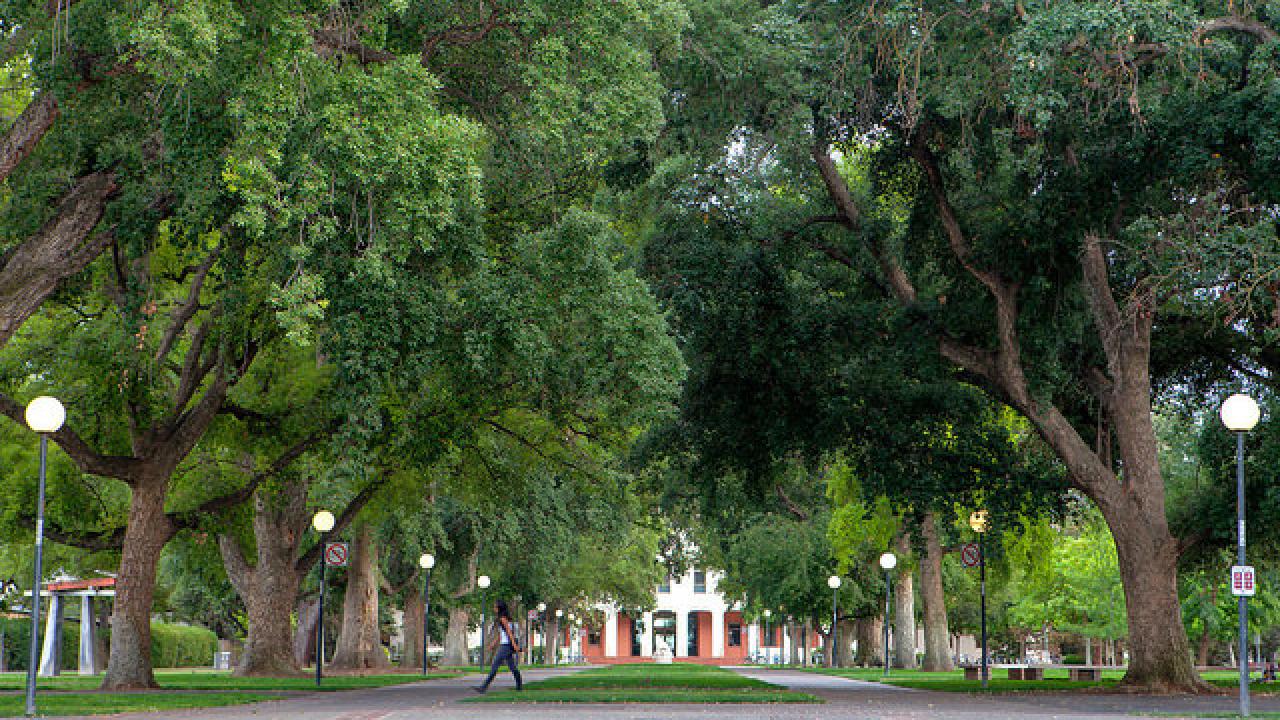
[25,577,114,676]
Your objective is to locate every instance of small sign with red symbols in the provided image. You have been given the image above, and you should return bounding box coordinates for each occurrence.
[1231,565,1256,597]
[961,543,981,568]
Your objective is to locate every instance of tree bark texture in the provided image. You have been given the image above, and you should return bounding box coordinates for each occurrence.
[0,171,116,349]
[893,534,917,669]
[546,616,561,665]
[330,524,391,670]
[294,597,319,668]
[919,513,953,671]
[401,584,425,670]
[218,484,310,676]
[443,607,471,667]
[854,616,882,667]
[102,478,172,689]
[788,621,802,665]
[836,618,856,667]
[0,93,58,183]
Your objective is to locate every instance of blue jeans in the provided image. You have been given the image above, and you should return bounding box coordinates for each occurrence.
[481,644,522,690]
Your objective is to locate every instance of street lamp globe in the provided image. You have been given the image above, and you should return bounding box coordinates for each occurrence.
[879,552,897,570]
[827,575,842,589]
[24,397,64,434]
[762,609,771,618]
[477,575,490,589]
[969,510,988,534]
[555,609,563,618]
[568,612,576,621]
[537,602,546,612]
[1221,394,1261,432]
[312,510,335,533]
[419,553,435,570]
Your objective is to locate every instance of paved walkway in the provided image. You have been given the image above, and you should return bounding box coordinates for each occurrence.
[28,666,1280,719]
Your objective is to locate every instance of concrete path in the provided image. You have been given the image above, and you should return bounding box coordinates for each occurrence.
[25,665,1280,719]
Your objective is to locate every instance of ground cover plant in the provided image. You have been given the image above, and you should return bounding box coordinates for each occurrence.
[0,691,278,716]
[0,670,460,692]
[469,663,820,703]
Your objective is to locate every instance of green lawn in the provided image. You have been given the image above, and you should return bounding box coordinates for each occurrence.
[470,663,820,703]
[0,691,278,716]
[806,667,1280,694]
[0,669,460,692]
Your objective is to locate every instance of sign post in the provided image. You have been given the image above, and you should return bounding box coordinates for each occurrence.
[960,543,981,569]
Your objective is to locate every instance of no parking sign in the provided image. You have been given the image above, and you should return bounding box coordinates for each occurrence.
[325,542,349,567]
[960,542,982,568]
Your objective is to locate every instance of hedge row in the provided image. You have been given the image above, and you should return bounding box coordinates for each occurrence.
[0,617,218,671]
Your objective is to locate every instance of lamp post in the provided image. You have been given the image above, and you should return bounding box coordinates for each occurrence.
[554,609,563,665]
[477,575,491,667]
[537,603,547,664]
[879,553,897,678]
[827,576,841,668]
[311,510,335,688]
[1222,393,1260,718]
[23,396,63,717]
[762,609,772,664]
[969,510,989,689]
[568,612,577,662]
[419,553,434,676]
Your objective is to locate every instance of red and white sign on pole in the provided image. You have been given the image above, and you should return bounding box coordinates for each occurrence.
[1231,565,1256,597]
[324,542,349,567]
[961,542,982,568]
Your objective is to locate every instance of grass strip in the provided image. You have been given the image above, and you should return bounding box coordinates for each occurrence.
[467,662,818,704]
[0,670,459,692]
[469,688,820,703]
[0,691,276,716]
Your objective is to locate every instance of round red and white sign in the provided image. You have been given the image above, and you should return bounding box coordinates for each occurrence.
[324,542,349,567]
[960,542,981,568]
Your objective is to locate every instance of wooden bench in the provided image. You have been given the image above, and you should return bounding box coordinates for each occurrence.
[1068,667,1103,681]
[963,666,982,680]
[1005,666,1043,680]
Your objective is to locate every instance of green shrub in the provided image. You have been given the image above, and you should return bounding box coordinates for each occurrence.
[0,616,80,672]
[1062,654,1085,665]
[150,622,218,668]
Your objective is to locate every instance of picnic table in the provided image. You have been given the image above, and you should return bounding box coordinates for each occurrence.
[1068,667,1103,681]
[1004,666,1044,680]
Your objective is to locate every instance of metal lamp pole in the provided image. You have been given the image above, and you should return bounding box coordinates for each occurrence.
[879,553,896,678]
[419,554,435,676]
[970,510,989,690]
[311,511,335,688]
[537,603,547,665]
[827,576,841,668]
[477,575,491,667]
[1222,393,1260,718]
[24,397,64,717]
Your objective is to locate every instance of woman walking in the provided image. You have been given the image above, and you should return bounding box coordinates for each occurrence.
[473,600,523,693]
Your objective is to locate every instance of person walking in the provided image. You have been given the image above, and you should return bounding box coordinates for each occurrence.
[472,600,523,693]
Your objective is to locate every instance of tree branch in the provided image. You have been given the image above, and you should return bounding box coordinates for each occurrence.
[0,94,58,184]
[294,476,388,572]
[0,391,138,480]
[153,246,218,363]
[0,171,118,348]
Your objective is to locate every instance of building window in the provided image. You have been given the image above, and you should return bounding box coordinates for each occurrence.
[728,623,742,647]
[588,627,601,646]
[687,613,700,656]
[654,612,676,655]
[693,570,706,593]
[659,575,671,593]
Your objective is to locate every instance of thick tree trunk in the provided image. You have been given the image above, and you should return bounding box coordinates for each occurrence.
[102,478,172,689]
[893,534,917,669]
[330,524,391,670]
[836,618,856,666]
[401,584,425,670]
[919,513,953,671]
[294,597,319,668]
[854,616,882,667]
[546,616,560,665]
[443,607,472,666]
[219,482,310,676]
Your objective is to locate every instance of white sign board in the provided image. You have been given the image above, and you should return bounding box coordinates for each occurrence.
[324,542,350,567]
[960,542,981,568]
[1231,565,1256,597]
